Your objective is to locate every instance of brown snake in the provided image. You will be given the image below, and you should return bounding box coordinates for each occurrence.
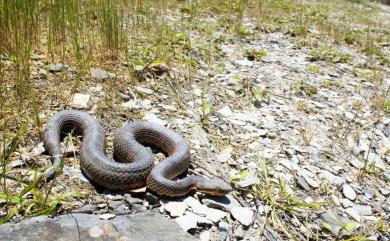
[42,110,232,197]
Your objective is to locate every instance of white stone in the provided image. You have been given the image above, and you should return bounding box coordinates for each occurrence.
[280,159,300,171]
[230,207,253,226]
[135,86,154,95]
[164,201,187,217]
[344,208,361,222]
[71,93,90,109]
[143,112,167,126]
[88,226,103,238]
[175,214,197,232]
[98,213,116,220]
[217,106,233,117]
[184,197,226,223]
[205,208,226,223]
[216,146,233,163]
[342,184,357,201]
[200,231,210,241]
[184,196,202,208]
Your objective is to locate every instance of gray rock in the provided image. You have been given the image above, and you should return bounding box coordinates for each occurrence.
[301,174,320,188]
[296,176,311,191]
[202,194,241,212]
[340,198,354,208]
[384,172,390,182]
[105,194,123,201]
[123,194,143,206]
[205,208,226,223]
[319,211,351,235]
[112,205,131,215]
[344,208,360,222]
[362,187,374,199]
[230,207,253,226]
[91,68,114,80]
[379,188,390,197]
[218,221,230,231]
[382,204,390,213]
[342,184,357,201]
[108,200,123,209]
[280,159,300,171]
[0,213,195,241]
[184,197,226,223]
[234,226,245,240]
[352,205,372,216]
[72,204,98,214]
[131,204,147,212]
[319,170,345,186]
[99,213,116,220]
[145,193,159,205]
[48,63,64,73]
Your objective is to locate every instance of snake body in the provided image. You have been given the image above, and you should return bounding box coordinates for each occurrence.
[42,110,231,197]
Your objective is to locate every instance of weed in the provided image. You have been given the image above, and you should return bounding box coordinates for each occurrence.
[307,64,323,75]
[320,80,345,90]
[300,124,314,146]
[296,100,312,113]
[200,88,211,126]
[309,46,353,63]
[245,49,268,61]
[251,161,330,240]
[351,101,363,111]
[251,87,270,103]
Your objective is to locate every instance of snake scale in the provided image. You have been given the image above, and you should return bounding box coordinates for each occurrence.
[42,110,232,197]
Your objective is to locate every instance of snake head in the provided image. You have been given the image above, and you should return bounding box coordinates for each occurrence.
[195,177,233,196]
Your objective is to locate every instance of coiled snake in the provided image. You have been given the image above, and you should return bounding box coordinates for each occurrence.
[42,110,231,197]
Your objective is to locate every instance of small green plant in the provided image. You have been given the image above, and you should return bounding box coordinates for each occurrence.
[296,100,311,113]
[252,86,270,103]
[383,99,390,113]
[0,186,84,224]
[245,49,268,61]
[307,63,323,74]
[200,88,211,126]
[307,87,317,95]
[320,80,345,89]
[309,46,352,63]
[300,124,314,145]
[371,97,390,113]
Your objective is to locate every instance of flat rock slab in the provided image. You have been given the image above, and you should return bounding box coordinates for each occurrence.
[0,213,195,241]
